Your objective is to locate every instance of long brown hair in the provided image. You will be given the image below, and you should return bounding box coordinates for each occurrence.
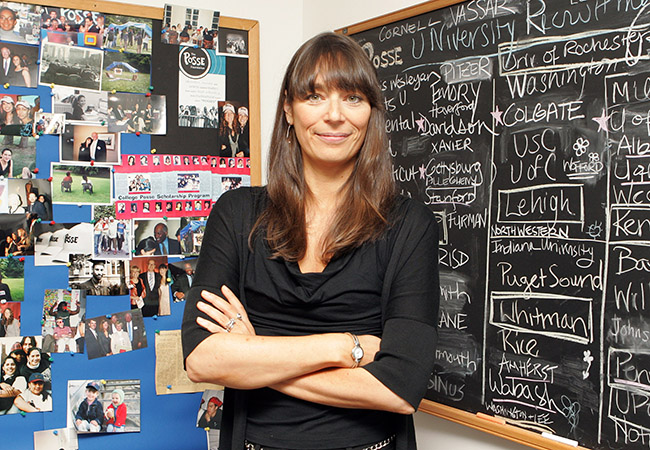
[252,32,396,263]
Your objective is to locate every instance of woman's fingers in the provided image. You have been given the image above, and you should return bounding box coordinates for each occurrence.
[220,285,256,335]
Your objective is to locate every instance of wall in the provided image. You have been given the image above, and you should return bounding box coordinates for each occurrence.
[112,0,531,448]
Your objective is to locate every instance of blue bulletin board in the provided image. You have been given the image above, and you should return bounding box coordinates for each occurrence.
[1,1,261,448]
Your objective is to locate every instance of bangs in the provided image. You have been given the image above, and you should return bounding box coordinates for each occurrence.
[286,38,381,107]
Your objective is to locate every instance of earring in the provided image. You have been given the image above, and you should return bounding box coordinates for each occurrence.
[285,124,293,141]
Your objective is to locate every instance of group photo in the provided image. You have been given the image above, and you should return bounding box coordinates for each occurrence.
[51,163,112,205]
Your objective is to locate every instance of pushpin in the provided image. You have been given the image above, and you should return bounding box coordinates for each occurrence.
[7,253,12,258]
[36,218,42,223]
[50,221,55,225]
[131,249,136,254]
[50,83,55,89]
[112,168,115,172]
[3,83,9,89]
[163,216,167,220]
[66,262,71,267]
[47,176,53,182]
[101,379,107,385]
[48,356,53,362]
[167,278,171,283]
[180,254,185,260]
[151,148,157,153]
[106,314,111,319]
[153,314,158,320]
[155,329,160,334]
[120,47,125,52]
[111,89,116,94]
[70,352,74,357]
[34,134,40,140]
[204,427,210,431]
[167,384,172,389]
[90,161,95,166]
[20,411,26,416]
[148,85,154,91]
[19,257,24,262]
[41,319,44,325]
[77,203,83,207]
[101,120,106,126]
[1,299,6,304]
[53,430,58,435]
[136,131,141,136]
[90,219,96,224]
[33,168,39,173]
[145,92,151,97]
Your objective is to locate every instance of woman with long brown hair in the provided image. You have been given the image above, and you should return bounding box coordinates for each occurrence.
[182,32,439,450]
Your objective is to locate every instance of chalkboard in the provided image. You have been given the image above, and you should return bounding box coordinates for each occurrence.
[340,1,650,449]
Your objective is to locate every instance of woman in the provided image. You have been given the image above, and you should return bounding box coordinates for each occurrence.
[218,103,240,158]
[98,319,112,357]
[11,55,31,88]
[110,321,131,354]
[19,347,51,391]
[71,95,87,121]
[2,308,19,337]
[0,355,26,414]
[129,265,145,309]
[78,137,92,161]
[182,33,439,450]
[0,97,17,130]
[0,148,13,177]
[158,264,171,316]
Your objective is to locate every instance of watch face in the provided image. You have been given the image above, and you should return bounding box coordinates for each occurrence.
[352,347,364,361]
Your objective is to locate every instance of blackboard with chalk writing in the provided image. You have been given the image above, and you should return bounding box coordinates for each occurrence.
[341,1,650,449]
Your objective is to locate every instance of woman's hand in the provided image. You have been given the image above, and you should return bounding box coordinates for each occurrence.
[196,285,255,335]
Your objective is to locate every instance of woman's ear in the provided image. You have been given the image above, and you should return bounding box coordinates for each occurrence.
[283,98,293,125]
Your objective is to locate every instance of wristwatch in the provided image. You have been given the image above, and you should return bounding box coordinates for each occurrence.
[347,333,364,368]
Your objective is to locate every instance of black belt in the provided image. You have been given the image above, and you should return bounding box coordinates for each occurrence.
[244,435,395,450]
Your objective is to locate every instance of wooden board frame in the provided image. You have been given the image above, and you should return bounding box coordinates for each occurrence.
[27,0,262,186]
[337,2,589,450]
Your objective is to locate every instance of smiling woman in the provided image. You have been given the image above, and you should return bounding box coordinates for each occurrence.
[182,32,440,450]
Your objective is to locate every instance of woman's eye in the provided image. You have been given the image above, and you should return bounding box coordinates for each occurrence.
[307,94,321,101]
[347,95,363,103]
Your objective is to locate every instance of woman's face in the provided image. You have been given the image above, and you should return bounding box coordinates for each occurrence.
[12,55,20,66]
[15,105,29,120]
[224,110,235,125]
[3,308,11,319]
[2,101,13,112]
[102,321,109,331]
[284,80,371,175]
[1,150,9,162]
[27,349,40,366]
[238,114,248,127]
[160,266,167,277]
[29,381,44,395]
[2,357,16,375]
[78,96,86,106]
[85,137,92,145]
[130,267,140,278]
[22,337,33,353]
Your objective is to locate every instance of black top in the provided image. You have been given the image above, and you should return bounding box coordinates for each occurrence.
[182,187,439,450]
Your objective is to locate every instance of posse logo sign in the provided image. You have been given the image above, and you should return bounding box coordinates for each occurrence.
[179,47,211,79]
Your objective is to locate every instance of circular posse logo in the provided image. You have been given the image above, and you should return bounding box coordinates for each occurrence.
[179,47,211,79]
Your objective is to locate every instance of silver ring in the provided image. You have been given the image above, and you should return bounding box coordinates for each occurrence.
[235,313,243,320]
[225,318,236,332]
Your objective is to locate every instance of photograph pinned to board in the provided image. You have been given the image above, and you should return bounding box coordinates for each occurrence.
[33,112,65,135]
[0,93,39,136]
[0,2,42,45]
[169,258,197,302]
[34,427,78,450]
[218,28,248,55]
[40,28,103,48]
[178,46,225,129]
[39,42,103,91]
[68,255,129,296]
[129,255,170,316]
[60,124,120,164]
[107,92,166,134]
[101,50,151,94]
[103,14,152,55]
[41,289,86,354]
[218,101,250,158]
[40,7,106,37]
[0,134,35,178]
[84,309,147,360]
[0,214,32,257]
[52,86,108,124]
[0,301,20,336]
[92,205,132,259]
[196,389,224,429]
[0,40,39,88]
[134,217,206,257]
[0,256,24,301]
[161,4,219,47]
[33,222,93,266]
[51,163,113,205]
[0,178,52,225]
[0,335,52,414]
[67,379,141,433]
